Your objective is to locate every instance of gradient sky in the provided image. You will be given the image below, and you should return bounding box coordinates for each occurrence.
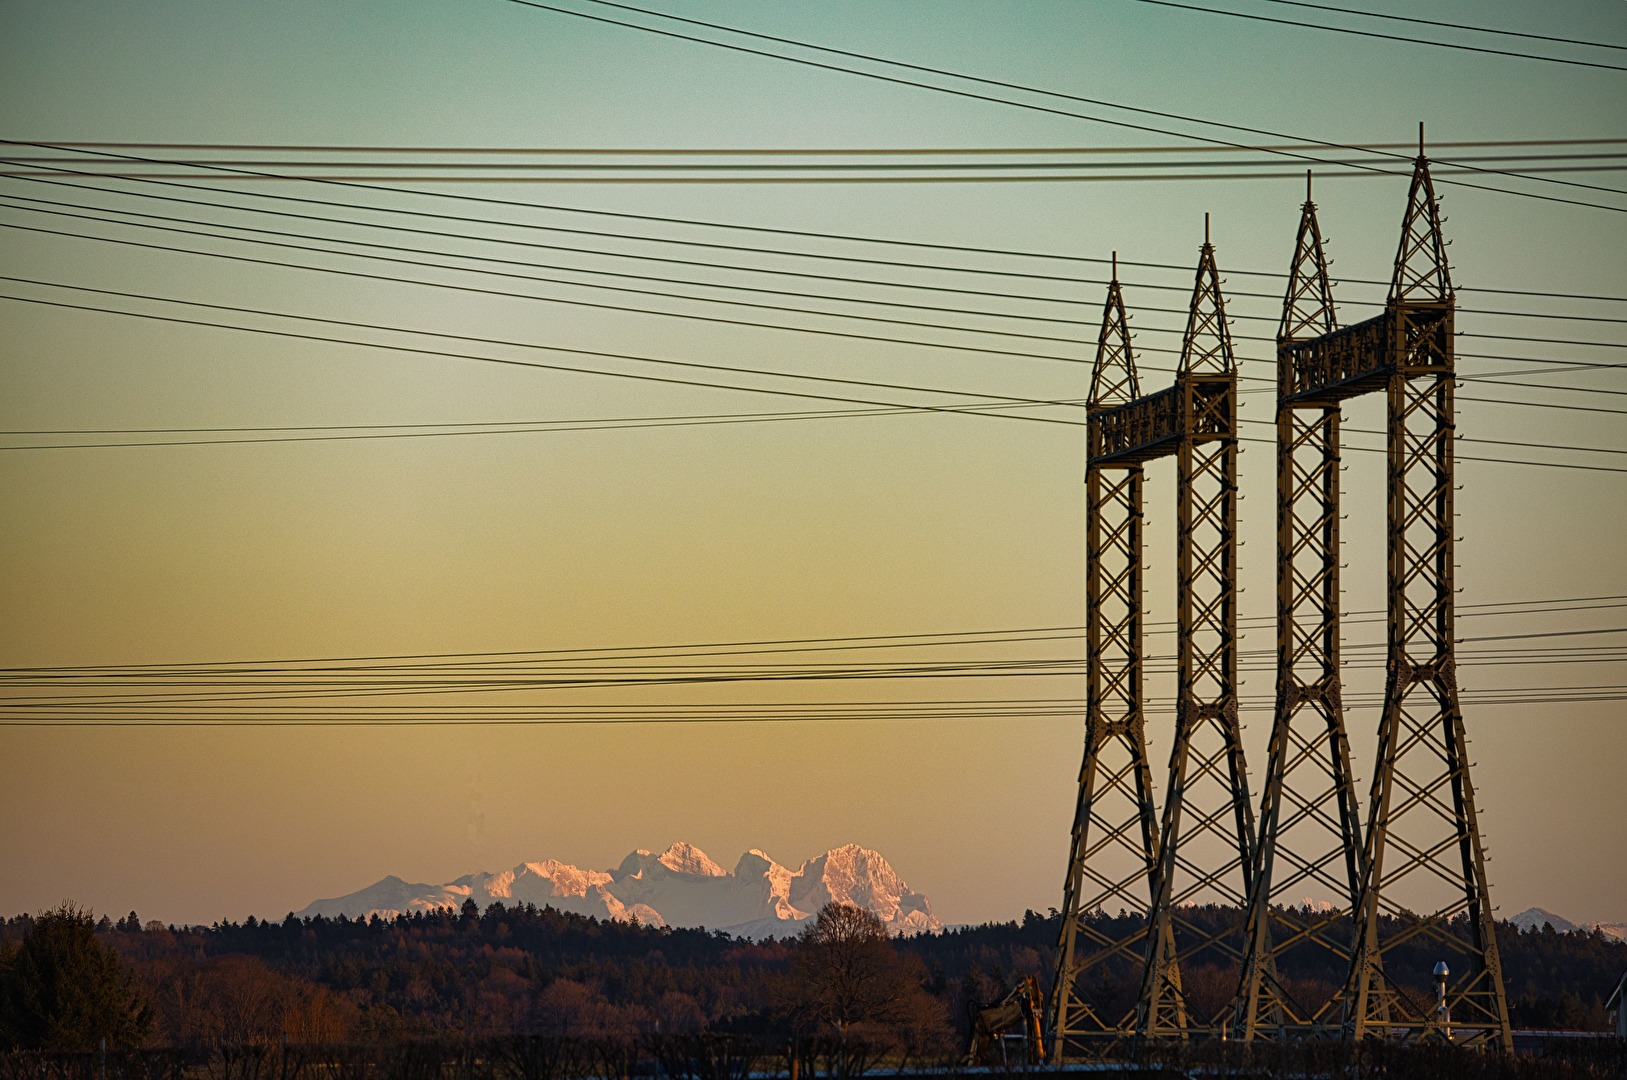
[1,0,1624,929]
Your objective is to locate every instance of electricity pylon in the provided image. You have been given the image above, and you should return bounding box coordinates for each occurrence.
[1137,221,1254,1037]
[1343,148,1511,1050]
[1051,257,1168,1059]
[1269,139,1511,1049]
[1232,175,1366,1040]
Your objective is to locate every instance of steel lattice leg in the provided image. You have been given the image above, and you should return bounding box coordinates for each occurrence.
[1345,356,1511,1049]
[1052,465,1163,1057]
[1234,405,1364,1039]
[1139,380,1251,1038]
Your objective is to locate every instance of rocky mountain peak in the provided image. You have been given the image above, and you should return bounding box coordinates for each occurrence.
[656,841,727,877]
[296,842,941,938]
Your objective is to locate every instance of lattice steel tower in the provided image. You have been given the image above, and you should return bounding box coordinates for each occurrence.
[1136,221,1254,1038]
[1050,257,1167,1058]
[1270,144,1510,1048]
[1046,226,1255,1052]
[1232,176,1365,1039]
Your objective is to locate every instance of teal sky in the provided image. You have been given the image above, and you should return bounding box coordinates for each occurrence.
[1,0,1624,928]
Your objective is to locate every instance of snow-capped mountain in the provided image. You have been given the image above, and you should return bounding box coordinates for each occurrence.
[1510,906,1581,933]
[1509,907,1627,941]
[294,842,942,938]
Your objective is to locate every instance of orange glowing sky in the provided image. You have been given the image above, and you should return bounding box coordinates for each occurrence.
[1,0,1624,928]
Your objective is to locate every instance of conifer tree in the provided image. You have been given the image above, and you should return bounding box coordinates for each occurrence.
[0,903,151,1050]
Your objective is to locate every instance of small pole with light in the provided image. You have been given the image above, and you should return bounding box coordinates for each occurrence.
[1434,961,1453,1041]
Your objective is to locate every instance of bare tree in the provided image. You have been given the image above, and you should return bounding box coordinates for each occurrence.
[790,904,902,1030]
[787,902,951,1067]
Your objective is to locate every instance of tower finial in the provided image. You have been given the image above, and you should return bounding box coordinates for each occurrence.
[1089,257,1139,411]
[1390,153,1452,304]
[1179,223,1232,377]
[1281,185,1336,342]
[1419,121,1425,159]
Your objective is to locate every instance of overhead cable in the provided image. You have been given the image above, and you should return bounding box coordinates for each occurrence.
[6,146,1623,305]
[1132,0,1627,72]
[495,0,1627,211]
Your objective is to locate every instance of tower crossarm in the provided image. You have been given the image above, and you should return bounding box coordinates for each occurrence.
[1280,305,1453,407]
[1088,385,1183,465]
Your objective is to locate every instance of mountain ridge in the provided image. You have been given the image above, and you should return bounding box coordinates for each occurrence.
[294,842,941,939]
[1509,906,1627,942]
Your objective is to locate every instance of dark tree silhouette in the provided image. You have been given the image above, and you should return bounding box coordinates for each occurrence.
[0,903,151,1050]
[788,903,943,1031]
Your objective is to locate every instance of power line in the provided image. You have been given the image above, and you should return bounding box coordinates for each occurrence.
[0,279,1086,422]
[11,415,1627,466]
[44,197,1593,386]
[8,693,1625,726]
[556,0,1627,207]
[1240,432,1627,472]
[7,165,1621,184]
[9,186,1627,334]
[0,222,1117,374]
[1452,395,1627,419]
[9,665,1619,703]
[9,646,1622,691]
[0,146,1382,287]
[13,655,1627,699]
[0,404,1031,451]
[0,412,989,451]
[4,262,1620,426]
[1459,625,1627,644]
[1259,0,1627,53]
[4,201,1616,385]
[8,416,1623,460]
[4,680,1622,725]
[0,167,1160,310]
[0,210,1112,360]
[1132,0,1627,73]
[8,146,1624,307]
[5,593,1621,676]
[3,629,1092,676]
[11,150,1622,171]
[15,226,1616,408]
[29,138,1627,155]
[2,150,1248,296]
[1469,358,1627,391]
[6,278,1627,469]
[497,0,1627,212]
[9,652,1615,693]
[0,186,1127,330]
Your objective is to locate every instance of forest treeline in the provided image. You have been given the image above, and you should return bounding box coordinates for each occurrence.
[1,900,1623,1052]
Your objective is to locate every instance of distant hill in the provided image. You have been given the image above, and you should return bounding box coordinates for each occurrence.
[1509,906,1627,942]
[294,841,941,938]
[1511,906,1581,933]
